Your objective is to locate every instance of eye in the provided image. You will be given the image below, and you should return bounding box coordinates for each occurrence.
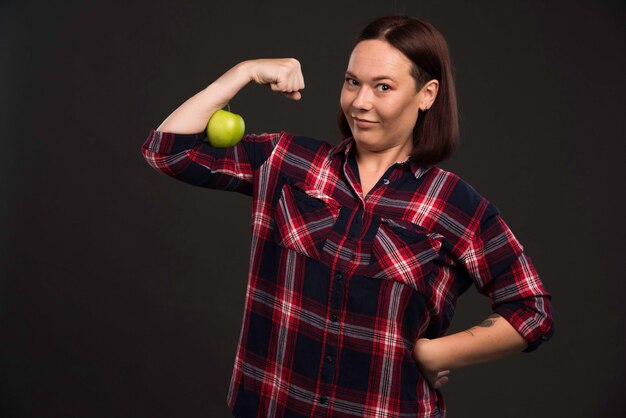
[377,84,391,92]
[345,77,358,86]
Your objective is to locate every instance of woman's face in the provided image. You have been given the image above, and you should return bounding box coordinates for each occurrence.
[340,39,427,156]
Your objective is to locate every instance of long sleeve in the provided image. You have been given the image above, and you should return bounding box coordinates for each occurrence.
[141,128,283,196]
[459,201,555,352]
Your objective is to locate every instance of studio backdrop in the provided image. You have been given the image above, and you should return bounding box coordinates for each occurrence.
[1,0,624,417]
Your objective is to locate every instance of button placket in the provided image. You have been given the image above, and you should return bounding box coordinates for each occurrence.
[319,271,345,391]
[347,211,362,241]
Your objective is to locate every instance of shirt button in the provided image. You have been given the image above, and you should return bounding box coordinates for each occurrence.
[326,355,334,363]
[335,273,343,280]
[382,178,390,185]
[319,396,327,405]
[330,314,338,322]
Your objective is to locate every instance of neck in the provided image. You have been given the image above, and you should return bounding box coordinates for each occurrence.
[353,142,412,173]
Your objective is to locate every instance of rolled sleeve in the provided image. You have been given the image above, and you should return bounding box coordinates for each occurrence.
[461,202,555,352]
[141,128,283,195]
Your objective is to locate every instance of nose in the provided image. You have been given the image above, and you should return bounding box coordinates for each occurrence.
[352,85,373,111]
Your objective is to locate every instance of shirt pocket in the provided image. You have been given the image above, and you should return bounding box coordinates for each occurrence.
[273,179,341,260]
[369,217,444,292]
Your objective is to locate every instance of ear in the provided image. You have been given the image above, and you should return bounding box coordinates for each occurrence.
[419,80,439,110]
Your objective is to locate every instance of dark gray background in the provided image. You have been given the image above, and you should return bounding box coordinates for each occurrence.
[2,0,624,417]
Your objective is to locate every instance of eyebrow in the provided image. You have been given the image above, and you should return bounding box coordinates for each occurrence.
[344,70,396,82]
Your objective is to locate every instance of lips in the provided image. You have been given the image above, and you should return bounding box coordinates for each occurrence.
[352,116,377,123]
[352,116,378,128]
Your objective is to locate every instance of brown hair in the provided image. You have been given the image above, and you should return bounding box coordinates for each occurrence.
[338,16,459,166]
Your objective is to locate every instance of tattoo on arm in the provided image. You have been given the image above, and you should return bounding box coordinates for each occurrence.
[463,314,501,337]
[478,313,501,328]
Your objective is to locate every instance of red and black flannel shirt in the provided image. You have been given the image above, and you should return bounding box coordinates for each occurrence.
[142,129,554,418]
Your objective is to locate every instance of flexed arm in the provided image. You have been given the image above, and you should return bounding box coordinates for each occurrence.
[157,58,305,134]
[142,59,305,194]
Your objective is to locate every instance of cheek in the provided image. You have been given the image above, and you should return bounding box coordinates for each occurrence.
[400,107,419,124]
[390,100,419,125]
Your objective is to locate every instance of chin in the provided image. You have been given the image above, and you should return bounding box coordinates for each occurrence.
[352,128,377,141]
[353,133,385,151]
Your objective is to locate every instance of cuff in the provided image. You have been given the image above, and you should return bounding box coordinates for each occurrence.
[494,296,555,353]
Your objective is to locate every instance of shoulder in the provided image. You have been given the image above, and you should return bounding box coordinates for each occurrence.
[256,132,341,177]
[238,131,334,163]
[289,132,332,146]
[270,131,342,157]
[423,166,500,222]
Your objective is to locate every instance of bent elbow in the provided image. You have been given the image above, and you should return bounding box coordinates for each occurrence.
[495,295,555,353]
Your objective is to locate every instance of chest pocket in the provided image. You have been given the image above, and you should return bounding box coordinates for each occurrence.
[369,217,444,292]
[273,179,341,260]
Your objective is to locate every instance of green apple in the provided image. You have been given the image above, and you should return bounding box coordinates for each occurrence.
[206,108,245,147]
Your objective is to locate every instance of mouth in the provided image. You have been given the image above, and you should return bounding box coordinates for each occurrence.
[352,116,378,128]
[352,116,377,123]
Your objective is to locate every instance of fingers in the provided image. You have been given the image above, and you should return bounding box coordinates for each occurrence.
[270,83,303,100]
[427,370,451,389]
[434,376,449,389]
[434,370,450,389]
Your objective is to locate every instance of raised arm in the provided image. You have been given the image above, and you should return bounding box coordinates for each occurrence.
[156,58,305,134]
[142,59,305,194]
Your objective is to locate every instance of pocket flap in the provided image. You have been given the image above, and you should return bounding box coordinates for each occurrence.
[273,180,340,259]
[370,217,443,292]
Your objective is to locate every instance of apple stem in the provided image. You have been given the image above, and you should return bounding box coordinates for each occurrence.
[226,103,231,112]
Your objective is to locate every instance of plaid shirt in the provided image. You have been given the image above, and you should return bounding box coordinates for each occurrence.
[142,129,554,418]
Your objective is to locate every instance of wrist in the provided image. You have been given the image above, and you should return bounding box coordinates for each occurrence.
[235,59,267,86]
[234,60,255,84]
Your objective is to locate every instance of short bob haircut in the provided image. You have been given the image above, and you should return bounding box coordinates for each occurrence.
[338,16,459,167]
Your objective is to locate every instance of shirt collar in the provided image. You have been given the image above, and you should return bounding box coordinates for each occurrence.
[331,136,432,180]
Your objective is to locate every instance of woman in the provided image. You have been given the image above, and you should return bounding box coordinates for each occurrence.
[142,16,554,418]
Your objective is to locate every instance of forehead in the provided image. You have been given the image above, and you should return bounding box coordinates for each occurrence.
[346,39,413,79]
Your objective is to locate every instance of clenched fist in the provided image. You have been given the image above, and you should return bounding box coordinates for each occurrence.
[244,58,305,100]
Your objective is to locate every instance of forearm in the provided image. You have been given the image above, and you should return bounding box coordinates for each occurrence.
[156,61,253,134]
[415,313,528,371]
